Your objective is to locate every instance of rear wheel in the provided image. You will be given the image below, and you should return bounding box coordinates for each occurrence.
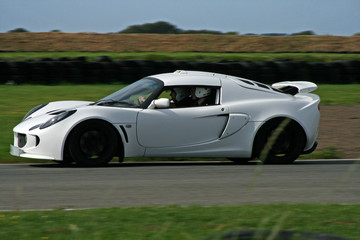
[253,118,305,164]
[67,120,118,167]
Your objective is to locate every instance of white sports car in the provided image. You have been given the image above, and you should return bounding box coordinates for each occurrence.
[10,70,320,166]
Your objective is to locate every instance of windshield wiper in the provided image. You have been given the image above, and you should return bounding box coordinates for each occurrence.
[90,99,112,105]
[92,99,137,107]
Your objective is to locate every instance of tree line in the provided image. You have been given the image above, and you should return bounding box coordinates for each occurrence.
[6,21,360,36]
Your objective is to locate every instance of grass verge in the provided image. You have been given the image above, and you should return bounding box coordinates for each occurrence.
[1,84,359,163]
[300,146,344,159]
[1,204,360,240]
[1,51,360,63]
[313,84,360,105]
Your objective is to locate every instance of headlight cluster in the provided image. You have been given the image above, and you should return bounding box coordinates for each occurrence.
[28,110,77,131]
[39,110,77,129]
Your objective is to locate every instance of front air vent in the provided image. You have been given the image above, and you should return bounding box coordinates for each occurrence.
[17,133,27,148]
[29,124,41,131]
[35,136,40,146]
[47,110,66,115]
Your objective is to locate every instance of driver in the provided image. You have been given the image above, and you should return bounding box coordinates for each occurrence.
[138,96,146,104]
[170,87,192,107]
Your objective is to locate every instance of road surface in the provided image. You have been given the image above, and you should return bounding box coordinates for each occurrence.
[1,160,359,210]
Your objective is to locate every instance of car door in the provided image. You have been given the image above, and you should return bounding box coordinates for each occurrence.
[136,105,229,148]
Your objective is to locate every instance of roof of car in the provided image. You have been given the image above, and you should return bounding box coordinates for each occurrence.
[150,70,223,87]
[150,70,283,95]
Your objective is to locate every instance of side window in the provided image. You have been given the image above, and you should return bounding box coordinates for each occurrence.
[191,87,219,107]
[157,86,219,108]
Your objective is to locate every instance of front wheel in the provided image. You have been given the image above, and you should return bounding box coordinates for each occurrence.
[67,120,118,167]
[253,118,305,164]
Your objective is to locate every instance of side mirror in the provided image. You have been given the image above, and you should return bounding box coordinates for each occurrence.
[148,98,170,109]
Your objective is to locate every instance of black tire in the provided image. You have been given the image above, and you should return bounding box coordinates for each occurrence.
[253,118,305,164]
[53,149,75,166]
[67,120,118,167]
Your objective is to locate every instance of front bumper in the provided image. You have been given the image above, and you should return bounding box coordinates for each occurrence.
[10,144,24,157]
[10,143,55,160]
[12,120,66,160]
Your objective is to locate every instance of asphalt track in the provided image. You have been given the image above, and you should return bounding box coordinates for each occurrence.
[1,159,359,211]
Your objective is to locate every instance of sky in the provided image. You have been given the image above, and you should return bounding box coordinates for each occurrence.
[1,0,359,36]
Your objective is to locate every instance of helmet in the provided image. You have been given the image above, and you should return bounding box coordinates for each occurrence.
[173,88,190,102]
[195,87,211,98]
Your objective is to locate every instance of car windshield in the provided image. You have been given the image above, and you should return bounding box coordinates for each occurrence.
[95,78,162,108]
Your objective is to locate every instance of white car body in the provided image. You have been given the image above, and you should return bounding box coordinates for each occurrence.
[11,70,320,166]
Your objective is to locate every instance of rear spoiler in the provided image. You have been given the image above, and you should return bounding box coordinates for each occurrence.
[272,81,318,95]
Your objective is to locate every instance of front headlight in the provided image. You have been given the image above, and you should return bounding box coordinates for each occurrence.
[23,103,49,121]
[39,110,77,129]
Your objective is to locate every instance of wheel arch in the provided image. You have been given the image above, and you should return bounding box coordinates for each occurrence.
[62,118,125,162]
[251,116,307,159]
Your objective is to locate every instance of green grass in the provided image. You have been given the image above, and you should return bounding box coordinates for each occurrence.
[1,204,359,240]
[313,84,360,105]
[1,52,360,62]
[1,84,359,163]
